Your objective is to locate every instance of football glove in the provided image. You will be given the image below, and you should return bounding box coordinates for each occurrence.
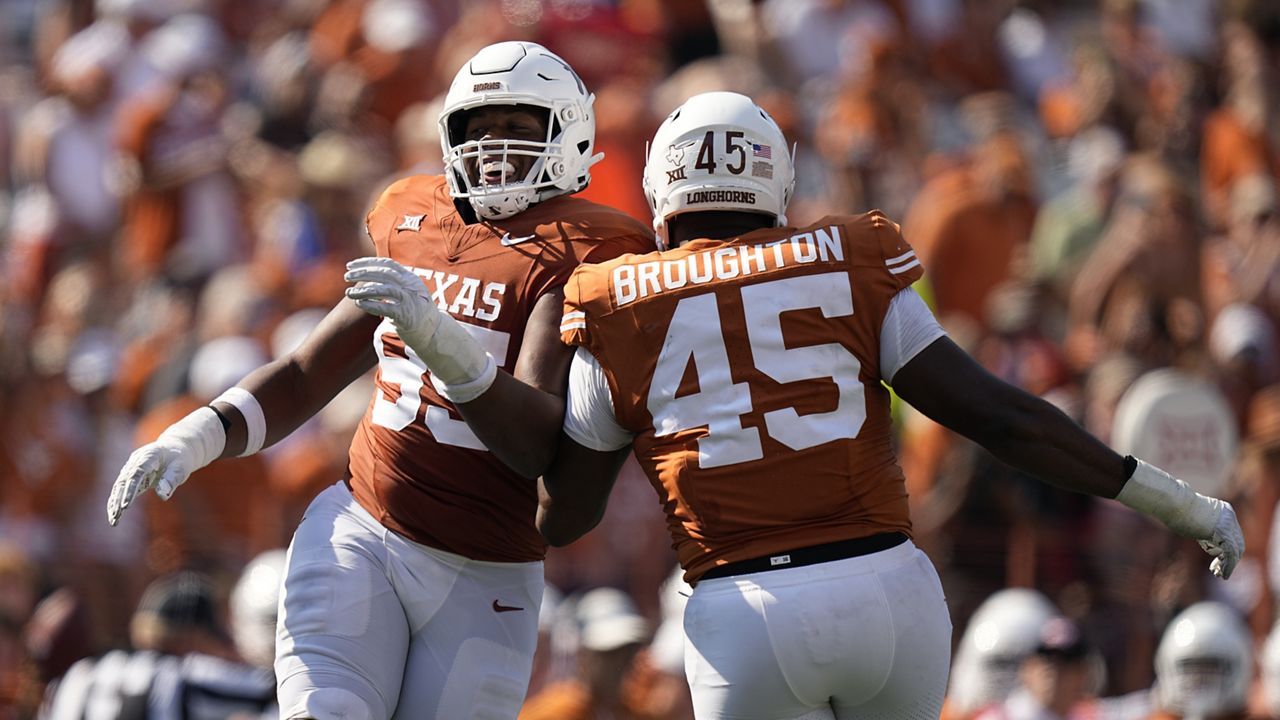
[1116,459,1243,579]
[344,257,496,402]
[107,406,225,526]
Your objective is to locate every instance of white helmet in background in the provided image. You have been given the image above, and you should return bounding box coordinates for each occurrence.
[1155,602,1252,717]
[948,588,1058,714]
[230,549,287,669]
[438,41,602,221]
[643,91,795,249]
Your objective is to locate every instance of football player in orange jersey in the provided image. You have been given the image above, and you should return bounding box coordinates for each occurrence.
[106,41,654,720]
[341,91,1243,719]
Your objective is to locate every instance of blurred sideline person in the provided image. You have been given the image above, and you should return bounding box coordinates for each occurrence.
[333,90,1245,719]
[946,588,1059,720]
[229,549,287,672]
[107,41,654,720]
[40,571,276,720]
[1146,602,1252,720]
[518,587,650,720]
[973,616,1095,720]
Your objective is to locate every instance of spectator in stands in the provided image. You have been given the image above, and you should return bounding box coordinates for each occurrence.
[519,587,651,720]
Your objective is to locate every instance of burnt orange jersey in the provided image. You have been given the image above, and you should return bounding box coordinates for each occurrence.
[561,211,923,581]
[347,175,654,562]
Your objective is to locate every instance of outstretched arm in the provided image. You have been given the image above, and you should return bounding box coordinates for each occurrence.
[108,299,378,525]
[892,336,1242,578]
[892,336,1128,497]
[215,300,380,454]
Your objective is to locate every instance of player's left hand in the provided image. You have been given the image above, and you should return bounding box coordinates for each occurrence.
[345,257,442,349]
[1198,499,1243,580]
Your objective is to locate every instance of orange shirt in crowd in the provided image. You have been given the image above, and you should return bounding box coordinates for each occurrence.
[904,140,1036,331]
[1200,109,1280,229]
[519,680,647,720]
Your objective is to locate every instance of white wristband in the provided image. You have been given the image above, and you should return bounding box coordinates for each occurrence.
[1115,459,1220,538]
[214,387,267,456]
[439,354,498,404]
[161,406,226,472]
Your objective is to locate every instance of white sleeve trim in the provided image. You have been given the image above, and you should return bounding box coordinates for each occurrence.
[879,288,946,384]
[563,347,634,452]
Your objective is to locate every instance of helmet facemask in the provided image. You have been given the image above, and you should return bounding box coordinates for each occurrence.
[443,100,591,220]
[1162,657,1245,717]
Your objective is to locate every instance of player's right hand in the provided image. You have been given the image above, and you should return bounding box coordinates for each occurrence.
[106,406,226,526]
[1198,499,1243,580]
[106,441,192,526]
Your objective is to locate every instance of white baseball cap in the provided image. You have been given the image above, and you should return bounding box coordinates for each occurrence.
[575,587,649,652]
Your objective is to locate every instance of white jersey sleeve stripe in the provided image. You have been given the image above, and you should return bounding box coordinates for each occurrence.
[564,346,634,451]
[885,250,917,265]
[880,288,946,383]
[887,259,922,275]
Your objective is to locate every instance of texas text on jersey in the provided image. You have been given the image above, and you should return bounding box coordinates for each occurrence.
[350,174,653,562]
[561,210,921,581]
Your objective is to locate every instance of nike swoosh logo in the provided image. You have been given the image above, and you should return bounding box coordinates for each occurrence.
[500,232,537,246]
[492,599,524,613]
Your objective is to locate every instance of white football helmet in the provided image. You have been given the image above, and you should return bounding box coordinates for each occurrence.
[643,91,796,249]
[1155,602,1252,718]
[948,588,1058,714]
[230,549,287,669]
[439,41,602,221]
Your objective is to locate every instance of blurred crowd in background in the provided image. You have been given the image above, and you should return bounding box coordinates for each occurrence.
[4,0,1280,717]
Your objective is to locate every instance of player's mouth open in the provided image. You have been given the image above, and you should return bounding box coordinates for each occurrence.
[480,160,517,186]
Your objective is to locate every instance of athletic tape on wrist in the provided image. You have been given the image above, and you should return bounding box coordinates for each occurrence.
[1115,458,1219,538]
[163,406,227,472]
[440,354,498,404]
[214,387,267,456]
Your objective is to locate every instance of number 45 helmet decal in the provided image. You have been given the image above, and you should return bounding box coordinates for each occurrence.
[643,91,797,250]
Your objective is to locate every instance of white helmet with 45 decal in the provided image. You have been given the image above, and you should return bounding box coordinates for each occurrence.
[439,41,603,221]
[643,91,796,249]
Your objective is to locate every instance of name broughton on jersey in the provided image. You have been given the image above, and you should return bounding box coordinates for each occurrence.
[613,225,845,306]
[406,266,506,320]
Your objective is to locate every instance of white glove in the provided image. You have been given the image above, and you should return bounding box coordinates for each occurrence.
[1198,501,1243,580]
[107,406,225,526]
[344,257,442,351]
[345,257,497,401]
[1116,459,1244,579]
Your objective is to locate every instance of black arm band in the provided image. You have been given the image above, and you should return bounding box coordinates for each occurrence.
[208,404,232,433]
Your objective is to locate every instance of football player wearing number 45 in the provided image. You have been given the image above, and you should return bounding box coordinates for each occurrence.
[344,91,1245,720]
[106,41,654,720]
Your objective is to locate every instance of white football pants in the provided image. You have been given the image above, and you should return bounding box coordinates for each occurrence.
[275,482,543,720]
[684,539,951,719]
